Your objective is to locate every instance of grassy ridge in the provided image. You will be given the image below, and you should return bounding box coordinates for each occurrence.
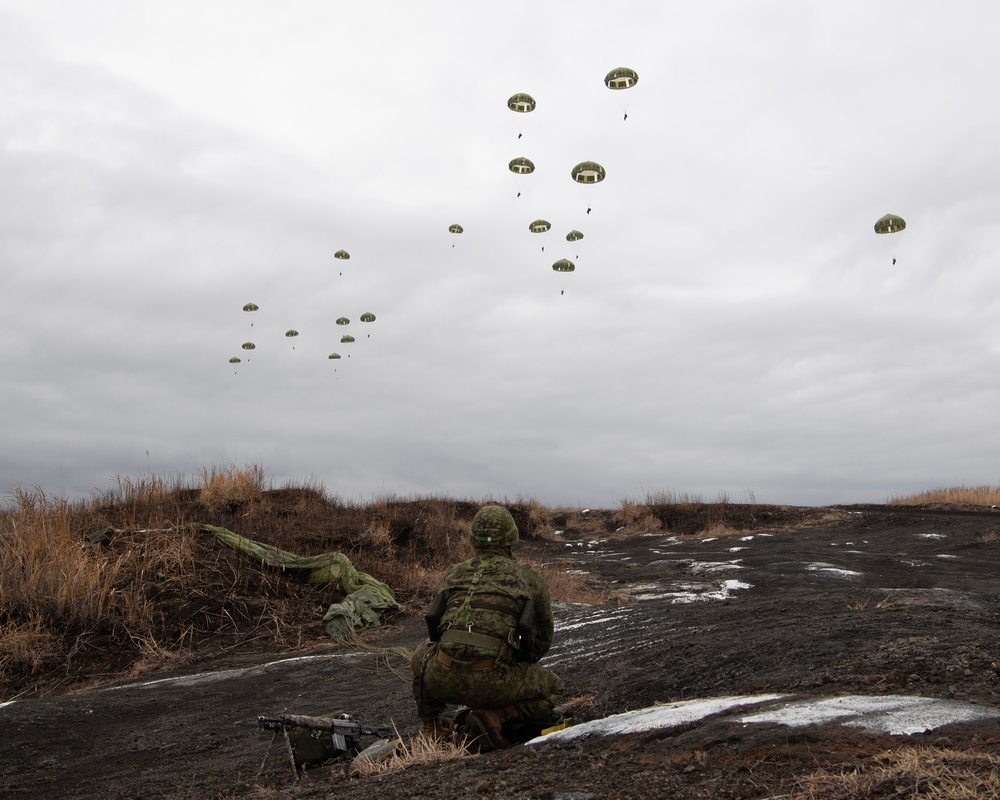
[0,465,581,699]
[4,467,998,700]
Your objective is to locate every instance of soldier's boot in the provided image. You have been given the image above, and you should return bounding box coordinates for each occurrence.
[420,713,443,741]
[464,705,520,752]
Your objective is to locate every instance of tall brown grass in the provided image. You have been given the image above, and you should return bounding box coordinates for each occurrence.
[889,484,1000,506]
[0,467,592,699]
[791,744,1000,798]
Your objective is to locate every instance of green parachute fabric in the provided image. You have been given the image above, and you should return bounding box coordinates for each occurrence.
[449,224,464,234]
[604,67,639,90]
[197,524,400,639]
[508,157,535,175]
[874,213,906,234]
[571,161,606,184]
[507,93,536,113]
[360,312,376,322]
[529,219,551,233]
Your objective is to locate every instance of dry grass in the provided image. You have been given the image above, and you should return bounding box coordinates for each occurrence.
[350,729,470,778]
[0,466,616,698]
[198,462,268,514]
[889,485,1000,507]
[788,745,1000,799]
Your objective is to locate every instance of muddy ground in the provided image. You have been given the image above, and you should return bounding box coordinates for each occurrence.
[3,504,1000,799]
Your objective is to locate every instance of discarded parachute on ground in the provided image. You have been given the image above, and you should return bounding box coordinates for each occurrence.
[196,524,401,639]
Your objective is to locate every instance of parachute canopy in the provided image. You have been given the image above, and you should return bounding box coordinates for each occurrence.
[242,303,259,312]
[605,67,639,90]
[508,157,535,175]
[229,357,241,364]
[571,161,606,184]
[197,524,400,640]
[341,335,356,343]
[328,353,341,360]
[285,329,299,338]
[566,229,584,242]
[241,342,256,350]
[529,219,551,233]
[552,259,576,273]
[449,224,464,234]
[507,93,536,113]
[334,249,350,260]
[336,317,350,325]
[874,214,906,234]
[360,312,376,322]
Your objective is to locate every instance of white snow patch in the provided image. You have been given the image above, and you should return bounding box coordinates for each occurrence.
[534,695,786,743]
[669,579,752,604]
[738,695,1000,735]
[917,533,947,540]
[806,563,862,579]
[533,694,1000,745]
[689,561,744,574]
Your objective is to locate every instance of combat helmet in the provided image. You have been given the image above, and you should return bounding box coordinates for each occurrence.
[470,505,519,548]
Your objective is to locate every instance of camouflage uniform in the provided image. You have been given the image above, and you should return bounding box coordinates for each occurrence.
[411,507,564,728]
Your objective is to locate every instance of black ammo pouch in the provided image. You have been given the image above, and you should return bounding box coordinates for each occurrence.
[425,591,447,641]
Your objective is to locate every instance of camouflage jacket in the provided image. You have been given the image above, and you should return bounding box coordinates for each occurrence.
[432,547,554,664]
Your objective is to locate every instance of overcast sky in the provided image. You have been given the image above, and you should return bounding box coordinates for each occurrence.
[2,1,998,508]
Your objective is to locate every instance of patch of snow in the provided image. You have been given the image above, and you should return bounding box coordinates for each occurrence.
[936,554,959,559]
[917,533,947,539]
[689,561,744,574]
[669,579,752,604]
[728,547,747,552]
[533,694,1000,745]
[805,563,862,579]
[533,695,787,743]
[738,694,1000,735]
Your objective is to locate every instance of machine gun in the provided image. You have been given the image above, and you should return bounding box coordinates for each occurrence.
[256,713,393,775]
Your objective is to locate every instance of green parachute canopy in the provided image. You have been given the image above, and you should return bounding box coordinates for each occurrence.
[241,342,256,350]
[605,67,639,90]
[552,259,576,273]
[285,329,299,338]
[508,157,535,175]
[196,525,400,640]
[572,161,606,184]
[529,219,551,233]
[566,230,584,242]
[874,214,906,234]
[229,357,241,364]
[507,93,536,113]
[341,335,355,343]
[328,353,341,359]
[334,249,350,260]
[242,303,259,312]
[449,224,464,234]
[336,317,350,325]
[360,312,376,322]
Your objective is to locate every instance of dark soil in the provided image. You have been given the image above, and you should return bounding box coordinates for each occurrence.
[4,504,1000,799]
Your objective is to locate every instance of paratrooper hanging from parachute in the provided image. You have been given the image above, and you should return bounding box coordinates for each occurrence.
[874,213,906,265]
[604,67,638,120]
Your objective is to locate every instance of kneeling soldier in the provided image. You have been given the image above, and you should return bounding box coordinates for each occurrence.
[411,505,564,749]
